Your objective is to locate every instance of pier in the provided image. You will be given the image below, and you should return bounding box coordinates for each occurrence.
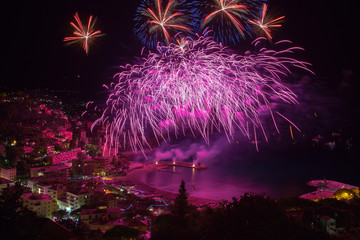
[154,161,207,170]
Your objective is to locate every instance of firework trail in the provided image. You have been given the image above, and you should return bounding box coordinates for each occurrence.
[64,12,102,55]
[134,0,198,49]
[198,0,266,45]
[92,35,311,155]
[202,0,248,37]
[248,3,285,40]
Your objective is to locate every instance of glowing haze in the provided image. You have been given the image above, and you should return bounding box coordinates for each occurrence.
[92,34,312,155]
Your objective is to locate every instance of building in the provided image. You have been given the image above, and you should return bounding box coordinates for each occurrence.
[0,167,17,181]
[94,157,112,176]
[319,216,346,235]
[64,121,71,130]
[126,218,149,233]
[35,183,52,194]
[300,179,360,202]
[43,165,70,179]
[49,148,82,165]
[30,168,45,178]
[47,145,55,154]
[85,121,93,130]
[46,185,60,201]
[0,144,5,156]
[80,207,108,224]
[42,128,56,139]
[59,130,73,141]
[34,218,79,240]
[27,177,42,192]
[66,189,94,211]
[23,146,33,154]
[22,193,58,218]
[80,207,124,232]
[0,177,14,195]
[57,198,69,212]
[80,130,86,139]
[88,219,124,232]
[71,157,94,178]
[33,183,62,203]
[30,164,70,179]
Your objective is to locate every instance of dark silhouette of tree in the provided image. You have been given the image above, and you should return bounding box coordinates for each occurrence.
[51,209,67,220]
[171,180,190,220]
[5,146,24,164]
[57,218,88,239]
[87,144,99,157]
[42,156,53,166]
[196,193,331,240]
[152,192,332,240]
[0,183,24,211]
[78,139,86,150]
[0,184,42,240]
[151,180,199,240]
[104,225,140,240]
[69,139,77,149]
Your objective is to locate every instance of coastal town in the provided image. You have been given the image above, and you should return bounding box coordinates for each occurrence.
[1,90,360,240]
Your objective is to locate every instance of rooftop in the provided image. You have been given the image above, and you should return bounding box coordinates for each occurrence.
[308,180,359,191]
[67,188,92,196]
[0,177,13,184]
[22,193,53,201]
[0,166,16,170]
[299,189,335,201]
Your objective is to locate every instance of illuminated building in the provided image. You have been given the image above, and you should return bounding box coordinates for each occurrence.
[22,193,58,218]
[0,177,14,195]
[71,157,94,177]
[94,156,111,176]
[0,167,16,181]
[66,189,94,210]
[49,148,83,165]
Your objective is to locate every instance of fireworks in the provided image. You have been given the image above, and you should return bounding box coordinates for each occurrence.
[202,0,248,37]
[248,3,285,40]
[93,35,312,155]
[198,0,265,45]
[64,12,102,55]
[134,0,197,48]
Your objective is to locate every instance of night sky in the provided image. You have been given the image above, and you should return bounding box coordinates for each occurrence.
[2,0,357,99]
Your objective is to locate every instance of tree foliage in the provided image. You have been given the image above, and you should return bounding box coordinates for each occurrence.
[104,225,140,240]
[171,180,190,220]
[151,191,331,240]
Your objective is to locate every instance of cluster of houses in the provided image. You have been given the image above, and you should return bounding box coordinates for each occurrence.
[1,153,169,238]
[0,91,170,237]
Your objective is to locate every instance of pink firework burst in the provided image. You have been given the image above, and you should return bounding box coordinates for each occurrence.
[92,35,312,155]
[64,12,102,55]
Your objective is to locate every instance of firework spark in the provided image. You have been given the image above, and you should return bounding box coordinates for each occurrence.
[64,12,102,55]
[202,0,248,37]
[135,0,196,48]
[248,3,285,40]
[92,35,311,155]
[198,0,264,44]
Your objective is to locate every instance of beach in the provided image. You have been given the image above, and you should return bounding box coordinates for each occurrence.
[113,162,220,207]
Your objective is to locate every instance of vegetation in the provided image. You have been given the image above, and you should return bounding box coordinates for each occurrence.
[151,181,332,240]
[104,225,140,240]
[51,209,67,220]
[0,184,43,240]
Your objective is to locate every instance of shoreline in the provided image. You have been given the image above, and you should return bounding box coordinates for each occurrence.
[113,163,220,207]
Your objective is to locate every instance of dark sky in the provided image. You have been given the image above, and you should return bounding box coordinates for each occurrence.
[2,0,357,99]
